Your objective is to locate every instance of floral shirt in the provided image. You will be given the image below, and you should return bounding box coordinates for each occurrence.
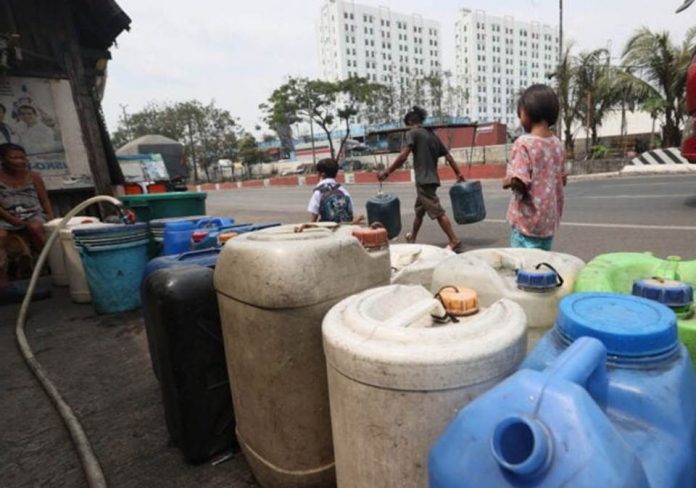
[506,135,566,238]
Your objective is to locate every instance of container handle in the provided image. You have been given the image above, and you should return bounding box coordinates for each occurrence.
[175,248,220,261]
[293,222,340,233]
[545,337,609,407]
[359,288,447,329]
[382,298,447,329]
[535,262,564,288]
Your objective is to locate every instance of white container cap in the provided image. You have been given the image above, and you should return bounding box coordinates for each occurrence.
[323,284,527,391]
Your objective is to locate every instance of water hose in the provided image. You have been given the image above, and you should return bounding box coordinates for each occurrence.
[15,195,130,488]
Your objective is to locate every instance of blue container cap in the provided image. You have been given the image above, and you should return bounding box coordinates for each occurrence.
[556,292,678,358]
[164,221,196,231]
[632,279,694,309]
[516,268,559,290]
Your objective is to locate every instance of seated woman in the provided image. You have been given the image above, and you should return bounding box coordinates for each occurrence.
[0,143,54,304]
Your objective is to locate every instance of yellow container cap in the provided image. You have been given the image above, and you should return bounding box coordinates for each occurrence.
[437,286,480,316]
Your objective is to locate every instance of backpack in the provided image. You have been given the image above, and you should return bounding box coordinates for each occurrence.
[315,183,354,223]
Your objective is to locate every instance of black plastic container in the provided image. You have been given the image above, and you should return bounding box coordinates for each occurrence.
[366,192,402,239]
[142,265,236,463]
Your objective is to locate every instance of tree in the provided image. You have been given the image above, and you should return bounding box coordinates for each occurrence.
[553,44,580,153]
[110,100,239,182]
[573,49,618,151]
[237,134,268,167]
[622,27,696,147]
[260,76,385,161]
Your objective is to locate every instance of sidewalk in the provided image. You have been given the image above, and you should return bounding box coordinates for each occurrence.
[0,283,256,487]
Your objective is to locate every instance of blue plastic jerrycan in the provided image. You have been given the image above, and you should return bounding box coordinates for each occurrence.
[449,180,485,225]
[162,221,197,256]
[366,186,401,239]
[430,292,696,488]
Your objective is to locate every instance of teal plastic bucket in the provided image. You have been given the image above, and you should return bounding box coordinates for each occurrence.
[78,239,150,314]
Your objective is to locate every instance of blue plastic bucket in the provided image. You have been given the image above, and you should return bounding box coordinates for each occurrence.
[78,238,150,314]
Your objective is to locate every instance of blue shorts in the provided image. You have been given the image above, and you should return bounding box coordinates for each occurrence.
[510,227,554,251]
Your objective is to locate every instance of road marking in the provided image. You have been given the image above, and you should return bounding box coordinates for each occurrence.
[485,219,696,231]
[579,193,693,199]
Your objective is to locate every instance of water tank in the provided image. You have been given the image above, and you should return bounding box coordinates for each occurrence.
[214,223,390,487]
[323,284,526,488]
[117,134,187,181]
[432,248,584,349]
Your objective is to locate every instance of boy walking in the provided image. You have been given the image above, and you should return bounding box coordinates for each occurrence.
[307,158,355,223]
[378,106,464,251]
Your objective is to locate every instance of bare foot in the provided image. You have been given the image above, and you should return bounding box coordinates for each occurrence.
[405,232,415,244]
[446,240,461,252]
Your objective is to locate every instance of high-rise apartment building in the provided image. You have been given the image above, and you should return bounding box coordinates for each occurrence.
[455,9,559,127]
[317,0,442,85]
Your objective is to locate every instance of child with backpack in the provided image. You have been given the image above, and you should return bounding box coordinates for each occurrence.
[307,158,356,223]
[503,84,566,250]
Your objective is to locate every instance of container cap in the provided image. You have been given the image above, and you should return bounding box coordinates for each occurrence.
[191,230,209,242]
[516,266,560,290]
[556,292,678,358]
[436,286,479,316]
[632,278,694,309]
[218,232,238,244]
[352,226,388,248]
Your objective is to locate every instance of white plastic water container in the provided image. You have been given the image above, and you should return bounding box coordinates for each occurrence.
[44,217,99,286]
[214,223,391,488]
[323,284,527,488]
[390,244,454,288]
[431,248,585,349]
[60,223,115,303]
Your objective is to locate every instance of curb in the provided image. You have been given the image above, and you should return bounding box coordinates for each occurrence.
[188,165,507,192]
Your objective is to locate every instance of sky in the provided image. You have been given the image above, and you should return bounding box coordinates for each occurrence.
[102,0,696,136]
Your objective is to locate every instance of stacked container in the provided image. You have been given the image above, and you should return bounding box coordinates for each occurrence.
[432,248,585,349]
[323,284,526,488]
[390,244,454,288]
[60,222,120,303]
[430,293,696,488]
[73,223,150,314]
[215,223,391,487]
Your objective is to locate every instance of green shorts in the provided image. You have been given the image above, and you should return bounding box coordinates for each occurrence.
[415,184,445,220]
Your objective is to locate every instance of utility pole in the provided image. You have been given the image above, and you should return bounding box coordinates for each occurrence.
[187,117,199,183]
[559,0,563,60]
[119,104,131,139]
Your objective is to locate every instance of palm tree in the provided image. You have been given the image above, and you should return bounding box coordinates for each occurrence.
[573,49,617,153]
[553,44,579,153]
[622,27,696,147]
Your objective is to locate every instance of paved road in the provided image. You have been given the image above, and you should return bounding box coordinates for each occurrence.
[207,174,696,262]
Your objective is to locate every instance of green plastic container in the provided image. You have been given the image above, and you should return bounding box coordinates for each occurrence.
[119,192,207,223]
[575,252,696,364]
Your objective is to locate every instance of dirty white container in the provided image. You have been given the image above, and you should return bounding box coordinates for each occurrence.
[431,248,585,349]
[44,217,99,286]
[60,223,115,303]
[214,223,391,488]
[390,244,454,288]
[323,284,527,488]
